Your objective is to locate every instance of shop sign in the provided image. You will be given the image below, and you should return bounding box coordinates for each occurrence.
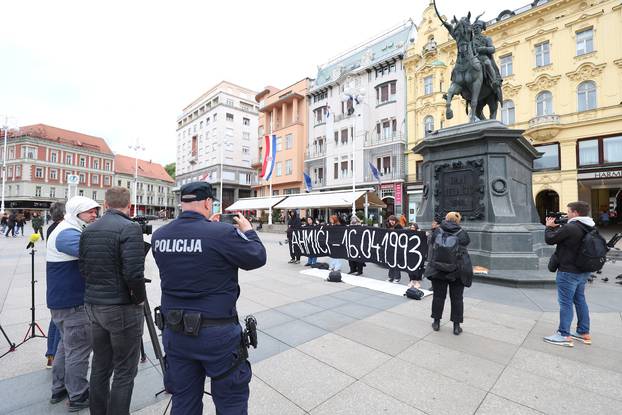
[394,183,402,204]
[577,170,622,180]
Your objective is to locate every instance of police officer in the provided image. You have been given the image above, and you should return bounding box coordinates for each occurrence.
[151,182,266,415]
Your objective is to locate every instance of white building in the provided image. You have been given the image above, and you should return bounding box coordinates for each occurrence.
[306,22,415,217]
[176,81,259,210]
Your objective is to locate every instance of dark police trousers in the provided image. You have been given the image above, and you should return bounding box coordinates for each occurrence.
[163,322,252,415]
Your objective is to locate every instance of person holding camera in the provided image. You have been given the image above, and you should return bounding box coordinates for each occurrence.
[78,187,147,415]
[46,196,99,411]
[151,182,266,415]
[544,201,595,347]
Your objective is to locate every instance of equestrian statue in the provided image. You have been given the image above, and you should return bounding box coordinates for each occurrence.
[432,0,503,123]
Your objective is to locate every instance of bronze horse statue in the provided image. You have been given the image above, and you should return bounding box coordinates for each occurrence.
[433,1,502,122]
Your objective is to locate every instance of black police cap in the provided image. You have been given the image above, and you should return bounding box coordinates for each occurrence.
[180,181,218,202]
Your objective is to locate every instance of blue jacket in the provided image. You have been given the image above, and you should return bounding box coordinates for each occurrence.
[152,211,266,318]
[46,225,85,309]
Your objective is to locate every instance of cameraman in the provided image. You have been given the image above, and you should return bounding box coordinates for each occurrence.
[151,182,266,415]
[79,187,146,415]
[544,201,593,347]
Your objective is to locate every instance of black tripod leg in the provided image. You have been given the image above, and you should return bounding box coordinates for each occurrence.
[0,324,17,359]
[140,340,147,363]
[143,299,166,375]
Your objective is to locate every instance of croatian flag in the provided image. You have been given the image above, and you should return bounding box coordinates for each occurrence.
[260,134,277,181]
[303,172,313,193]
[369,162,382,185]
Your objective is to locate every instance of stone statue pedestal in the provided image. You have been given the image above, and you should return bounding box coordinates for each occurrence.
[413,120,554,284]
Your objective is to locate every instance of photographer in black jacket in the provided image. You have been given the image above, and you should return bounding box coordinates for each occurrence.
[79,187,146,415]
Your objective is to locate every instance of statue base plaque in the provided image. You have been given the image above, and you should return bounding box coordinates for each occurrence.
[413,120,555,285]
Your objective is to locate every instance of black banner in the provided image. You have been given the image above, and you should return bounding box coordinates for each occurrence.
[289,226,428,272]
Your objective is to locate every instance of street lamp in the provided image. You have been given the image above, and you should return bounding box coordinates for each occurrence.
[1,116,18,216]
[128,139,145,217]
[342,78,365,217]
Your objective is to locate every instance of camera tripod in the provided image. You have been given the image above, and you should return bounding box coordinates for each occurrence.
[16,248,47,348]
[0,324,16,359]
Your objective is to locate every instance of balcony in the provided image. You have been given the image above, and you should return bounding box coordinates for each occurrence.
[305,148,327,160]
[334,113,354,122]
[364,170,405,183]
[364,132,406,148]
[525,114,563,142]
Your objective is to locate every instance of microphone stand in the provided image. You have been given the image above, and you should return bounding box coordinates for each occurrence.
[15,247,47,348]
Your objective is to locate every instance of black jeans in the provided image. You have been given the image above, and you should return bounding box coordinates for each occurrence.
[431,279,464,323]
[85,303,144,415]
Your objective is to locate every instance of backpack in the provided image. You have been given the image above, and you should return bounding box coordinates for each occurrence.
[404,287,424,300]
[431,229,461,272]
[574,223,608,272]
[326,270,342,282]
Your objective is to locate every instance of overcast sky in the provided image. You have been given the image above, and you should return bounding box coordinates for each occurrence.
[1,0,528,165]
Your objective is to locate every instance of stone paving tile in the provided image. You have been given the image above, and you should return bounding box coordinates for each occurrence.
[253,309,295,329]
[253,348,355,412]
[297,333,391,379]
[509,348,622,401]
[330,303,380,320]
[362,357,487,415]
[273,301,324,318]
[351,292,409,310]
[475,394,545,415]
[492,366,622,414]
[0,369,52,414]
[248,331,291,364]
[458,314,534,345]
[329,289,374,303]
[301,309,357,331]
[235,297,269,316]
[539,311,622,339]
[303,294,348,309]
[523,321,622,373]
[310,380,424,415]
[240,286,297,309]
[335,320,420,356]
[361,310,435,338]
[464,305,539,331]
[261,319,327,347]
[470,300,544,321]
[423,328,520,365]
[398,340,505,391]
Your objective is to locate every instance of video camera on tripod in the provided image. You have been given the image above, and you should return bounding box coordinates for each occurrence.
[131,216,153,235]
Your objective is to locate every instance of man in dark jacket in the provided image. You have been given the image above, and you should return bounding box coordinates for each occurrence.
[4,211,16,237]
[543,201,594,347]
[79,187,146,415]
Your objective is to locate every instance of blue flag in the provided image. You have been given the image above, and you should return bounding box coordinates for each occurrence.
[303,172,313,193]
[369,162,381,184]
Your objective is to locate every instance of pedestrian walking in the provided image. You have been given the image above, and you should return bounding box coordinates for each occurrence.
[15,211,25,236]
[544,201,597,347]
[425,212,473,335]
[31,212,45,240]
[5,211,16,237]
[0,212,7,234]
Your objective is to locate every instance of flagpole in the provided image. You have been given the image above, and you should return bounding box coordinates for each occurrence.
[268,178,273,225]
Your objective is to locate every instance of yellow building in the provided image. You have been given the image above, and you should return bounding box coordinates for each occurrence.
[405,0,622,222]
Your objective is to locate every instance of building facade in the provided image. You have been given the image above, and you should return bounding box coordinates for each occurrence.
[113,154,175,217]
[253,79,311,197]
[306,22,416,217]
[175,81,259,210]
[0,124,115,212]
[405,0,622,222]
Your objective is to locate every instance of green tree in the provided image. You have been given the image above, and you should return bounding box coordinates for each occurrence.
[164,163,176,178]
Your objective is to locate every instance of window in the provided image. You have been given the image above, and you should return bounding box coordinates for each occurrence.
[376,81,397,104]
[117,180,122,186]
[213,113,218,121]
[501,100,516,125]
[285,159,293,175]
[536,91,553,116]
[243,117,250,126]
[93,159,99,169]
[500,55,513,77]
[15,166,21,176]
[50,187,56,198]
[35,167,43,178]
[424,116,434,136]
[334,162,339,179]
[127,180,131,189]
[79,173,86,183]
[285,134,293,150]
[376,156,392,175]
[340,129,348,144]
[22,146,37,159]
[423,76,433,95]
[242,132,250,141]
[50,152,58,163]
[50,169,58,180]
[35,186,42,197]
[92,175,99,184]
[104,161,111,171]
[226,98,234,106]
[276,136,282,151]
[92,191,97,200]
[603,136,622,163]
[535,41,550,67]
[533,143,560,170]
[7,166,12,177]
[79,190,84,196]
[8,147,14,160]
[576,28,593,56]
[577,81,597,112]
[226,113,234,122]
[578,139,599,166]
[276,162,282,176]
[242,146,250,154]
[382,120,392,139]
[79,157,86,167]
[340,161,349,177]
[313,106,327,124]
[66,154,73,165]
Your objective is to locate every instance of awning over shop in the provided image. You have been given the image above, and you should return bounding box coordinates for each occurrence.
[225,196,285,211]
[273,189,386,210]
